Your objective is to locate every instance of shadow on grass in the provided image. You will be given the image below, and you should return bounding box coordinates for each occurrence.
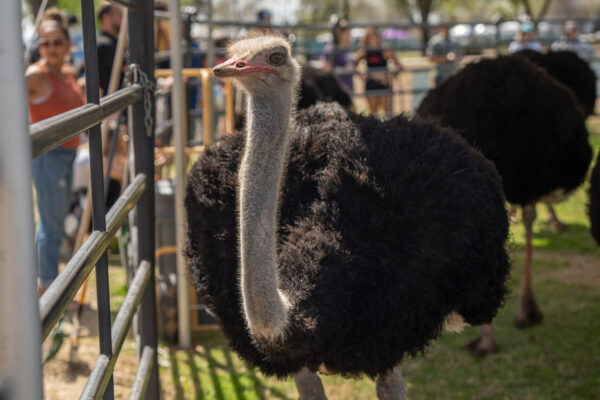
[167,334,293,400]
[169,347,185,400]
[509,222,600,255]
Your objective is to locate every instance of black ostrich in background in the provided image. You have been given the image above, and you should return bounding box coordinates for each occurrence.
[590,157,600,244]
[298,65,353,110]
[512,50,597,118]
[512,50,598,231]
[186,35,510,399]
[417,55,592,355]
[234,64,353,130]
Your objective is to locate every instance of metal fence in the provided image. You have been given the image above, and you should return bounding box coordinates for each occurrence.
[0,0,159,399]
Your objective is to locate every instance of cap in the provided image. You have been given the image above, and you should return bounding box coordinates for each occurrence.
[519,21,534,33]
[564,20,577,32]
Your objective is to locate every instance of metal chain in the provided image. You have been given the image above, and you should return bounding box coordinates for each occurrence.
[125,63,155,137]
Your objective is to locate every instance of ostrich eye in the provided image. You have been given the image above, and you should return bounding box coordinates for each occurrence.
[268,52,286,66]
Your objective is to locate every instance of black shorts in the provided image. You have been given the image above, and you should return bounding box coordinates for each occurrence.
[365,78,390,91]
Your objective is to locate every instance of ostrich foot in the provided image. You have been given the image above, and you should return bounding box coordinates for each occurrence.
[376,365,408,400]
[547,216,567,233]
[514,286,544,329]
[465,325,497,357]
[294,367,328,400]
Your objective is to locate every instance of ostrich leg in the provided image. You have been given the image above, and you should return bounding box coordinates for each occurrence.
[514,204,544,329]
[546,204,566,232]
[465,323,497,357]
[294,368,328,400]
[376,365,408,400]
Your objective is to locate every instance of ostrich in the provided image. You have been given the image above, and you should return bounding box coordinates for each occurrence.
[417,55,592,355]
[235,64,352,131]
[512,50,598,231]
[589,155,600,245]
[186,34,510,399]
[298,65,353,110]
[512,50,597,118]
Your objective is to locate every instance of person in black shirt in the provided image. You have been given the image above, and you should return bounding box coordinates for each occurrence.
[355,27,402,115]
[96,1,122,96]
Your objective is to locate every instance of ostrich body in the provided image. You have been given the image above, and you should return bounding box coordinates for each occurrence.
[298,65,353,110]
[513,50,597,118]
[186,35,510,398]
[512,50,598,231]
[417,56,591,354]
[589,156,600,245]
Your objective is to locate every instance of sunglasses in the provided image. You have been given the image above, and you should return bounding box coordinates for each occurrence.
[39,39,66,48]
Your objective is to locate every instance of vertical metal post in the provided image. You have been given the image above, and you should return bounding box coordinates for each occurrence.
[168,0,192,349]
[0,3,43,400]
[80,0,115,398]
[202,70,213,145]
[129,1,160,398]
[225,79,234,134]
[206,0,215,69]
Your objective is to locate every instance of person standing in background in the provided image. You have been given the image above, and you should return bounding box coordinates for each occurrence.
[321,17,354,92]
[96,1,123,96]
[355,27,402,115]
[508,21,542,54]
[551,20,595,63]
[26,20,85,294]
[427,22,463,85]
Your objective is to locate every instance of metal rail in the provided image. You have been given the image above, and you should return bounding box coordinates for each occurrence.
[128,347,155,400]
[129,1,160,397]
[0,2,43,399]
[80,260,152,399]
[1,0,159,399]
[39,174,147,340]
[30,84,143,158]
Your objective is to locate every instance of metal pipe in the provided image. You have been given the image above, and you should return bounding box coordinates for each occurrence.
[80,1,114,398]
[169,0,192,349]
[0,2,43,399]
[111,261,152,361]
[39,174,146,341]
[129,1,160,397]
[40,231,107,340]
[30,85,143,158]
[202,70,213,145]
[225,79,234,134]
[79,259,151,400]
[128,347,155,400]
[81,354,111,400]
[206,0,215,68]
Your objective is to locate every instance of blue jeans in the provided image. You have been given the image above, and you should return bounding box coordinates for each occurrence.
[33,146,76,289]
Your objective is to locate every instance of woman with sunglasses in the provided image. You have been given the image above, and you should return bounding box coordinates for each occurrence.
[26,19,85,295]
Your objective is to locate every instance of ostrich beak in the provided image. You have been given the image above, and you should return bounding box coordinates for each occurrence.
[213,56,275,77]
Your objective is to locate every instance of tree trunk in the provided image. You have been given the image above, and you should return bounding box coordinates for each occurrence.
[27,0,59,19]
[419,0,434,56]
[522,0,553,19]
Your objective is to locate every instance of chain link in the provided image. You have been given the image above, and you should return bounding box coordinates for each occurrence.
[125,63,155,137]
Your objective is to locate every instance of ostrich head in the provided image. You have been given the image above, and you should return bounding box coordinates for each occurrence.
[213,34,301,96]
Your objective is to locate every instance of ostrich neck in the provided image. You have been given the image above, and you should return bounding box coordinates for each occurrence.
[239,92,293,340]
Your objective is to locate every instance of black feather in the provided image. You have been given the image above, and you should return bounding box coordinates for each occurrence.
[186,103,510,378]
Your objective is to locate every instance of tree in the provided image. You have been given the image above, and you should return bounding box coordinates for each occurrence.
[520,0,553,20]
[392,0,440,55]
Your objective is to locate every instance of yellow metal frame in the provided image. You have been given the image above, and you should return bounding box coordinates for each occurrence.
[155,68,235,144]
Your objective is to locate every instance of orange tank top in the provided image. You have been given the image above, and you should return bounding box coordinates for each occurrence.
[28,61,85,149]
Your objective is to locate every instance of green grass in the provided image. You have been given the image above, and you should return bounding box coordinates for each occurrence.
[114,116,600,399]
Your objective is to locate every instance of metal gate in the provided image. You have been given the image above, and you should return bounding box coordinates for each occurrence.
[0,0,159,399]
